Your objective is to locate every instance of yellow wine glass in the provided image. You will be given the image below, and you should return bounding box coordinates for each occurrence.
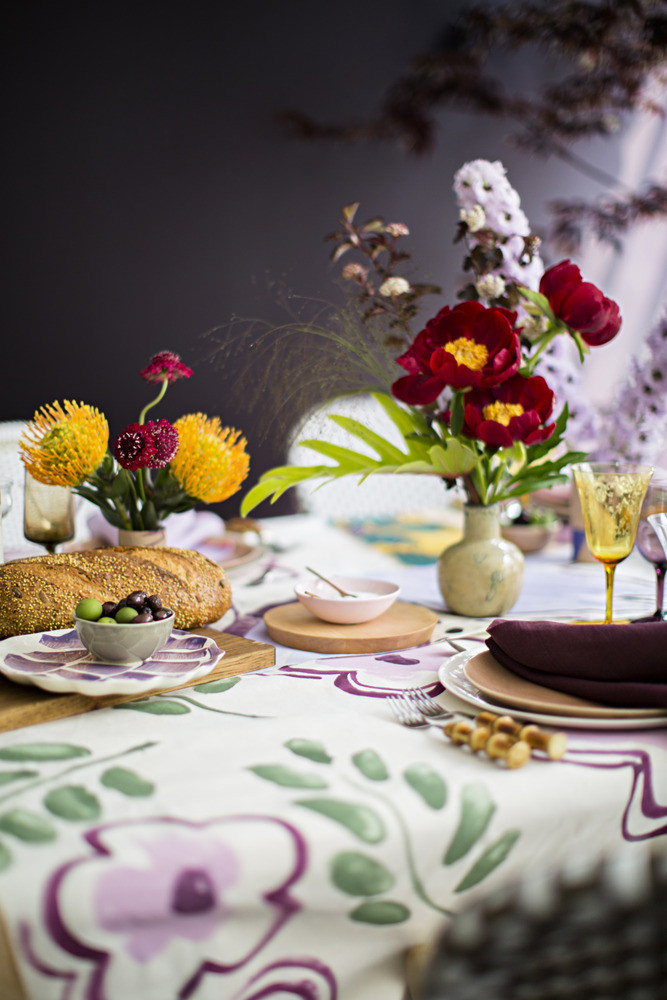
[572,462,653,623]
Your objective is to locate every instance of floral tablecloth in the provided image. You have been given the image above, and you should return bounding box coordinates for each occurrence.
[0,514,665,1000]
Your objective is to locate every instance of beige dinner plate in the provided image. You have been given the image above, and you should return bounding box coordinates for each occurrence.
[464,649,667,720]
[439,651,667,730]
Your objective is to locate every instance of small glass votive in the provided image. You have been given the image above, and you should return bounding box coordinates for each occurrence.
[23,472,75,554]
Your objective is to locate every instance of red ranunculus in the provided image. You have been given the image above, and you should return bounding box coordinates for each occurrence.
[539,260,621,347]
[391,301,521,405]
[458,373,555,448]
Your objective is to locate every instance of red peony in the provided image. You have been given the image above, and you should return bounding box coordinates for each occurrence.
[140,351,193,384]
[539,260,621,347]
[458,373,555,448]
[392,301,521,405]
[113,423,157,471]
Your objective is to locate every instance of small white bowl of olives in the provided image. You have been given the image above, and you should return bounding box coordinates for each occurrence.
[73,591,175,665]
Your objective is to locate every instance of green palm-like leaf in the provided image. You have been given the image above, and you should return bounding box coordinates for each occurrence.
[240,392,482,515]
[327,415,409,464]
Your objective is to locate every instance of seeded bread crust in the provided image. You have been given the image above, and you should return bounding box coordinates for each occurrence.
[0,547,232,638]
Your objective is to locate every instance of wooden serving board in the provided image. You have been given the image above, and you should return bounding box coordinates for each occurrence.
[263,601,438,654]
[0,631,275,734]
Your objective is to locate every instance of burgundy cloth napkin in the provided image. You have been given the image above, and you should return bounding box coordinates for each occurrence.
[486,618,667,709]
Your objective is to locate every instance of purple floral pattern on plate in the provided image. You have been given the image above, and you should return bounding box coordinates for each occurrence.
[0,629,224,697]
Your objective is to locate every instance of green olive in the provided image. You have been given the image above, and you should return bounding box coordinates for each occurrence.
[97,616,117,624]
[115,606,139,623]
[75,598,104,621]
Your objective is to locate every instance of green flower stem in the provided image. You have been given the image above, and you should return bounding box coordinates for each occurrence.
[139,377,169,425]
[0,742,157,807]
[136,467,147,506]
[113,496,132,530]
[344,775,453,916]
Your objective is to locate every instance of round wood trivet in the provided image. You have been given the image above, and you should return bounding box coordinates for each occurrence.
[263,601,438,654]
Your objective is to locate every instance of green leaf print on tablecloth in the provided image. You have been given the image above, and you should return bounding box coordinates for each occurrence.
[403,764,447,809]
[119,700,191,715]
[0,770,39,786]
[331,851,395,895]
[0,809,56,842]
[249,765,329,789]
[250,737,522,924]
[0,741,156,871]
[101,768,155,797]
[193,676,241,694]
[284,739,333,764]
[297,799,386,843]
[0,744,90,762]
[350,901,411,924]
[352,750,389,781]
[454,830,521,892]
[444,783,495,864]
[44,786,102,822]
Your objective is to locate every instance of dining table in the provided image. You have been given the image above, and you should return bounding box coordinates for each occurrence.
[0,508,665,1000]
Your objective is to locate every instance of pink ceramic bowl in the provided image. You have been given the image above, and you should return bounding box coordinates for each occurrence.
[295,575,400,624]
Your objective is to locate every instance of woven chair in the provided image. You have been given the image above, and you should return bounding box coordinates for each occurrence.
[411,842,667,1000]
[287,394,455,519]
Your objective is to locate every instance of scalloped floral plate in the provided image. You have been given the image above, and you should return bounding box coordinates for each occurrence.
[0,629,224,697]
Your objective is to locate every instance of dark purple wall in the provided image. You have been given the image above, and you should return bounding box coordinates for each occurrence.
[2,2,618,517]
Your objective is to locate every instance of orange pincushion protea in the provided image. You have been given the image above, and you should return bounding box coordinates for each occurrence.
[20,401,109,487]
[171,414,249,504]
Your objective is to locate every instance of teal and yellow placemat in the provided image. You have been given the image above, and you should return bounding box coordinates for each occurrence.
[341,514,462,564]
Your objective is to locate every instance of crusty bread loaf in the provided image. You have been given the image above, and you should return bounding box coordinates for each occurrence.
[0,547,232,637]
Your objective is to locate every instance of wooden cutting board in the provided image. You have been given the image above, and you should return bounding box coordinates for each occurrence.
[263,601,438,653]
[0,631,275,734]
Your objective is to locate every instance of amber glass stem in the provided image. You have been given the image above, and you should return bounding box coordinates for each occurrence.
[603,563,616,624]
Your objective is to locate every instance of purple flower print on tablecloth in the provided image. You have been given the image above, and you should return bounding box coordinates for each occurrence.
[276,641,448,696]
[39,816,307,999]
[233,958,336,999]
[95,831,239,961]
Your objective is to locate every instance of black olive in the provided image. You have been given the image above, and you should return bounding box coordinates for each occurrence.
[154,608,173,620]
[101,602,117,617]
[132,611,154,624]
[146,594,162,612]
[126,590,148,609]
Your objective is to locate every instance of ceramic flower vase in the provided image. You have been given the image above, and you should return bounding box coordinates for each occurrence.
[437,504,524,617]
[118,527,166,548]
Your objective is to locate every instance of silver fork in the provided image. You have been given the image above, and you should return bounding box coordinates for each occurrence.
[405,687,453,720]
[387,695,452,729]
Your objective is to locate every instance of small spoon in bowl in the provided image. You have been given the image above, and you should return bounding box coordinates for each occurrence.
[305,567,358,598]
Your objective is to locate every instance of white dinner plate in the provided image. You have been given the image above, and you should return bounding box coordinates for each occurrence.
[200,533,266,570]
[439,650,667,731]
[0,629,224,697]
